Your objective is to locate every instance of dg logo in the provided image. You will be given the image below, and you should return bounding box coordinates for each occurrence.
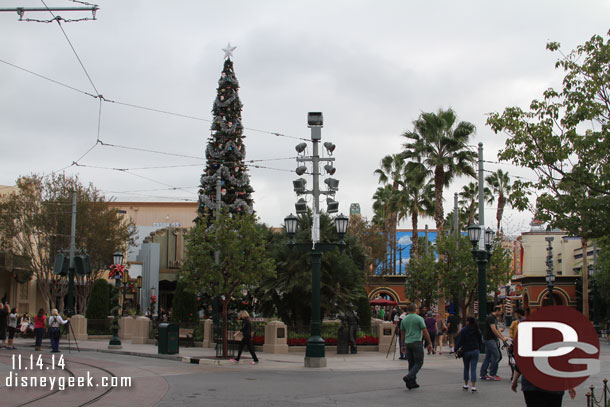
[514,305,600,391]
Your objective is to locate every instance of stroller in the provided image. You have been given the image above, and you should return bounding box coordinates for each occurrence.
[502,340,516,380]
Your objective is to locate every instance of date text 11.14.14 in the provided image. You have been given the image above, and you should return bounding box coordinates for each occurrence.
[12,354,65,370]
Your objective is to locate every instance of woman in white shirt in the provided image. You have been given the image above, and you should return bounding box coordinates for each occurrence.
[48,309,69,353]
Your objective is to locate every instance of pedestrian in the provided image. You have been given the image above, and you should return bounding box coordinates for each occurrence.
[7,307,18,350]
[480,306,508,381]
[400,303,434,390]
[455,316,483,392]
[509,309,526,341]
[33,309,46,351]
[511,366,576,406]
[231,310,259,365]
[0,303,8,348]
[446,311,460,353]
[424,311,437,354]
[396,307,407,359]
[48,309,69,353]
[378,306,385,321]
[435,312,447,354]
[20,312,32,336]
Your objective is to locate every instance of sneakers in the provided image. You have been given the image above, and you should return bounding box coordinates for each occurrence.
[471,387,477,392]
[480,375,490,381]
[489,376,502,381]
[230,358,239,364]
[462,385,469,391]
[250,361,259,365]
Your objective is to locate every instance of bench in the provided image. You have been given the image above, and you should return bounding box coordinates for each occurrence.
[179,328,194,347]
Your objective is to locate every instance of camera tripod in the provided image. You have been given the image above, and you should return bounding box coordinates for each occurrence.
[62,320,80,353]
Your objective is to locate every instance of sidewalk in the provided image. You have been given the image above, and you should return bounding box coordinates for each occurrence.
[11,336,465,371]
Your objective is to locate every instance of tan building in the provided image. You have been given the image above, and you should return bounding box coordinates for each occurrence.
[511,221,593,312]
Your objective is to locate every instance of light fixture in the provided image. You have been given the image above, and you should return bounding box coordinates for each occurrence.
[122,269,129,283]
[324,164,336,175]
[307,112,323,127]
[296,166,307,176]
[327,198,339,213]
[293,178,307,193]
[335,213,349,240]
[295,198,308,214]
[284,214,298,240]
[113,251,124,266]
[323,142,336,155]
[295,143,307,154]
[136,275,142,289]
[467,224,481,249]
[484,227,495,250]
[324,177,339,191]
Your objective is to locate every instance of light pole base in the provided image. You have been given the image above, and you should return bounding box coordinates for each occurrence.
[304,357,327,368]
[108,344,122,349]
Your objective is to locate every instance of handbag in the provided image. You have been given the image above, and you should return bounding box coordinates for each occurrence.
[455,347,464,359]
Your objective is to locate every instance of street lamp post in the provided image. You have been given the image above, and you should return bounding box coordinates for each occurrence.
[589,267,600,332]
[284,213,348,368]
[108,251,124,349]
[545,237,555,306]
[467,225,495,332]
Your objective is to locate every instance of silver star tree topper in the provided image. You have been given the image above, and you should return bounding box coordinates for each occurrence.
[222,42,237,59]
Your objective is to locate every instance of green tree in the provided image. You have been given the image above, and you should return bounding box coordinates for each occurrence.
[346,214,387,274]
[256,212,368,327]
[374,154,407,271]
[488,31,610,318]
[485,169,516,232]
[171,280,199,324]
[487,31,610,240]
[0,174,134,314]
[180,211,275,357]
[458,181,492,228]
[372,185,393,273]
[400,162,435,258]
[402,109,477,233]
[85,278,111,319]
[404,244,439,308]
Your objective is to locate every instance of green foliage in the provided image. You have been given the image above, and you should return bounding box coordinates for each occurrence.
[594,238,610,316]
[405,244,439,306]
[487,30,610,239]
[85,278,111,319]
[181,211,275,306]
[256,212,368,327]
[355,294,372,329]
[171,279,199,323]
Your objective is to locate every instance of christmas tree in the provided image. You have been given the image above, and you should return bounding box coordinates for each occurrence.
[198,44,254,217]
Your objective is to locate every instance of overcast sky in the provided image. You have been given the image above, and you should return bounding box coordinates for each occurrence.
[1,1,608,234]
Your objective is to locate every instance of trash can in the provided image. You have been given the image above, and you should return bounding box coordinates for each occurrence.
[158,323,179,354]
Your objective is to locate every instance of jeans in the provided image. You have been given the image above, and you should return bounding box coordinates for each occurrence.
[462,349,480,382]
[480,339,500,377]
[49,327,61,351]
[34,328,45,347]
[405,341,424,381]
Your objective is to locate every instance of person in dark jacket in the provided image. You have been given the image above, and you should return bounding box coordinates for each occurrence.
[455,316,483,392]
[231,311,259,364]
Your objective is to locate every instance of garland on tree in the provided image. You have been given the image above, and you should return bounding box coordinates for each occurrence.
[198,46,254,217]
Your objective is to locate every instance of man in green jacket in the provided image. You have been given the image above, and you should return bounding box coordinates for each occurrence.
[400,303,433,390]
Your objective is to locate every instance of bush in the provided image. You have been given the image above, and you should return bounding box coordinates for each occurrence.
[86,279,111,319]
[355,295,372,328]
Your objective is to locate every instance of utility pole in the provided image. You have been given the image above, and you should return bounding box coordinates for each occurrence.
[66,191,77,317]
[478,142,485,250]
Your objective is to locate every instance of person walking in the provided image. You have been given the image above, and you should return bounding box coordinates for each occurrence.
[511,367,575,406]
[435,312,447,354]
[231,311,259,365]
[0,303,8,348]
[446,311,460,353]
[7,307,18,350]
[33,309,46,351]
[455,317,483,392]
[400,304,434,390]
[48,309,69,353]
[480,306,508,381]
[509,309,526,341]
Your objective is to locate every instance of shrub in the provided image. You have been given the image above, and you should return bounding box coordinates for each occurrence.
[86,279,111,319]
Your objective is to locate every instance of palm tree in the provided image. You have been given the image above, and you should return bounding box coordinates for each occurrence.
[398,162,434,258]
[459,181,493,227]
[374,154,406,273]
[402,108,477,233]
[372,185,394,273]
[485,169,514,232]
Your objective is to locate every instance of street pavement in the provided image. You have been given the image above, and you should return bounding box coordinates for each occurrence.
[1,336,608,406]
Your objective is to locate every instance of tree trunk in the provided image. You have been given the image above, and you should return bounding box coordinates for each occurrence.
[434,168,446,321]
[222,299,229,358]
[496,195,505,232]
[411,208,419,259]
